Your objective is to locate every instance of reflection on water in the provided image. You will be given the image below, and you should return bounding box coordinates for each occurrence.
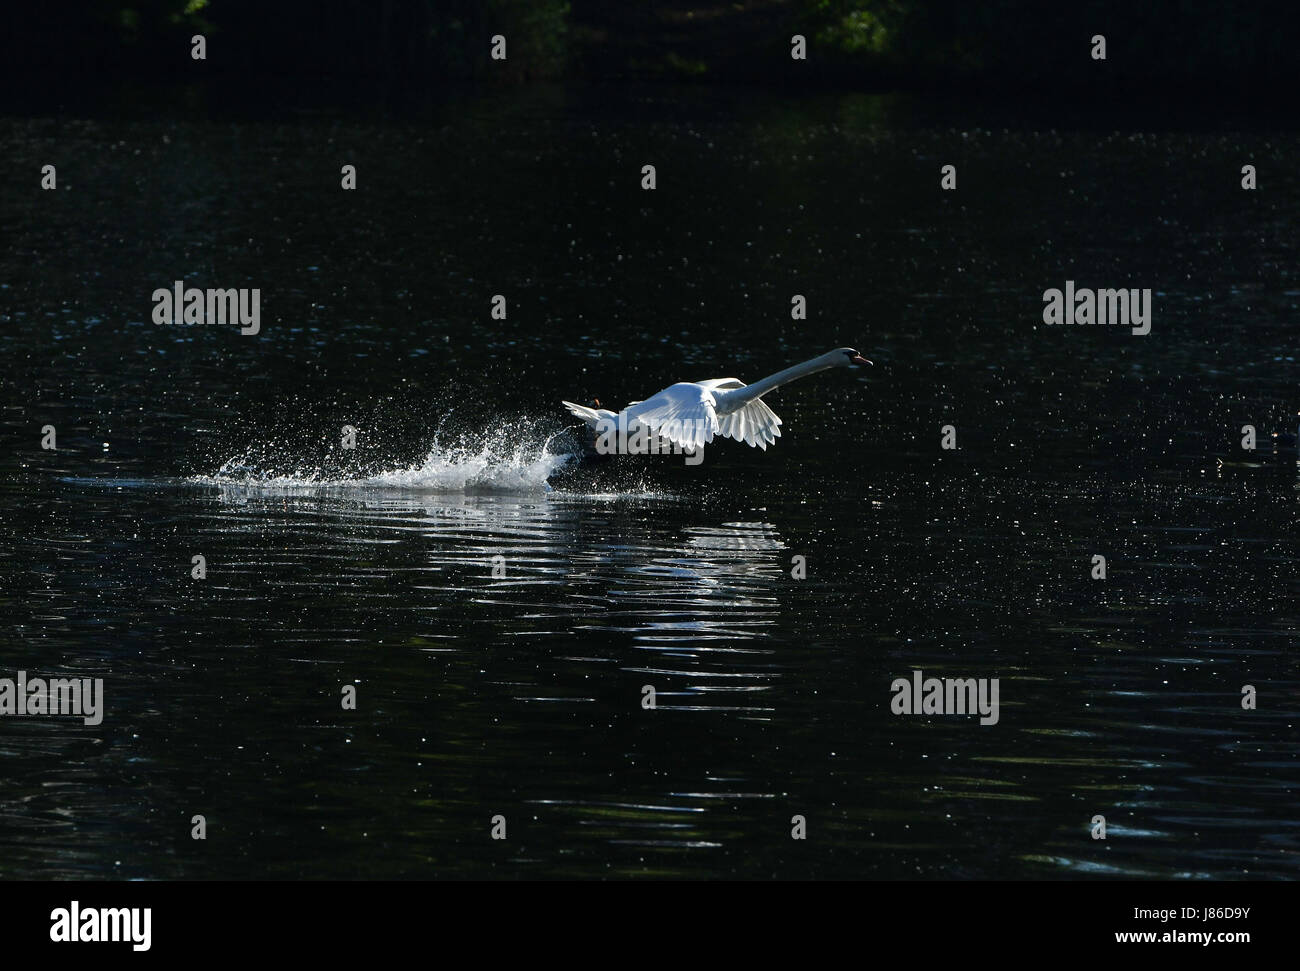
[1,84,1298,879]
[1,465,1294,879]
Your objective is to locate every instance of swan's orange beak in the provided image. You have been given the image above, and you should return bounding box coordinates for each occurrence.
[850,354,872,366]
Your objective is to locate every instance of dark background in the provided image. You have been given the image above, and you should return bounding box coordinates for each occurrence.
[4,1,1298,93]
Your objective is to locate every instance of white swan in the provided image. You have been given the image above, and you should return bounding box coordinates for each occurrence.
[562,347,871,452]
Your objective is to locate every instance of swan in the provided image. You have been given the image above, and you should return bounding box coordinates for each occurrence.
[562,347,871,453]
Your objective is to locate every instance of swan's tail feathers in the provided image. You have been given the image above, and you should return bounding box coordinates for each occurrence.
[718,397,783,450]
[562,400,603,428]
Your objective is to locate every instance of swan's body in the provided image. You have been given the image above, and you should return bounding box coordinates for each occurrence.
[562,347,870,453]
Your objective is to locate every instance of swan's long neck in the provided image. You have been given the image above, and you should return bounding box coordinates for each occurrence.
[719,352,841,410]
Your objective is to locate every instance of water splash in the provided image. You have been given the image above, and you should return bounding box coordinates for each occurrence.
[200,420,577,493]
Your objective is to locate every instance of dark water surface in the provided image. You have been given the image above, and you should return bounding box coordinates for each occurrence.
[1,85,1297,879]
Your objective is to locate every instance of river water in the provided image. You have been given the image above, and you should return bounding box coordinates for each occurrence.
[1,84,1296,878]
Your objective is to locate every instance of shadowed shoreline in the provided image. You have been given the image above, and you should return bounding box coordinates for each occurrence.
[3,1,1297,102]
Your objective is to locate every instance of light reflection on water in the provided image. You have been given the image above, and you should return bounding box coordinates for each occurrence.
[0,464,1291,879]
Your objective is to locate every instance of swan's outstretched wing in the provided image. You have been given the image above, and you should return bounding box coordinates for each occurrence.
[719,397,782,449]
[622,382,719,451]
[702,378,783,450]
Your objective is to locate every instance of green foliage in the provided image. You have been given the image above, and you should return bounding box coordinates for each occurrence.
[111,0,213,44]
[491,0,570,77]
[3,0,1294,88]
[799,0,1296,86]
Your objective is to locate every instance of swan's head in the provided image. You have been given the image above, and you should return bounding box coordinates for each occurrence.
[838,347,872,367]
